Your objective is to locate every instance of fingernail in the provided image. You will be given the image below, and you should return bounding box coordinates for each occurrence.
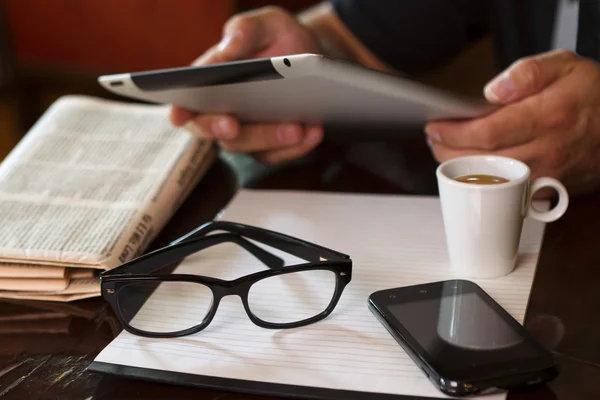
[211,118,236,139]
[485,71,517,102]
[277,125,301,144]
[217,30,243,54]
[184,121,206,137]
[304,128,322,145]
[426,130,441,143]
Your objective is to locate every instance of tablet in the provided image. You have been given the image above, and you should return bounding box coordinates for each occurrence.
[98,53,494,127]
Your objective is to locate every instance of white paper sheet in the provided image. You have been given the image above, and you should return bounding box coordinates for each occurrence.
[94,189,547,399]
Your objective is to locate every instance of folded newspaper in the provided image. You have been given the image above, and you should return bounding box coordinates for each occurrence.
[0,96,216,301]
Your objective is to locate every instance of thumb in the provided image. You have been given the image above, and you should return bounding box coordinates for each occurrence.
[216,13,273,61]
[484,50,578,104]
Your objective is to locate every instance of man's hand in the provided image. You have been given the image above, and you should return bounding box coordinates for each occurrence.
[425,50,600,195]
[170,6,324,165]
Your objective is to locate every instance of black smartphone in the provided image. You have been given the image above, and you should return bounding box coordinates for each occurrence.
[368,280,558,397]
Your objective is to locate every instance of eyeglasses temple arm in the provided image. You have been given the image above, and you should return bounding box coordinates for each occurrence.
[172,220,350,262]
[104,233,284,276]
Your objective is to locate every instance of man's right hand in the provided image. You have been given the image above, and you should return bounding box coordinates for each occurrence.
[170,7,324,165]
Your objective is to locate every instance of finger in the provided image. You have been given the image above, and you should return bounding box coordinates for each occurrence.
[188,16,266,68]
[170,107,197,126]
[216,7,291,62]
[218,123,306,153]
[219,18,267,61]
[255,125,324,165]
[428,138,546,171]
[484,49,578,104]
[187,114,239,139]
[428,140,505,161]
[191,45,226,66]
[425,101,538,151]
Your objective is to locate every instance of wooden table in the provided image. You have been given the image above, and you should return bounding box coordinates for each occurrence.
[0,157,599,400]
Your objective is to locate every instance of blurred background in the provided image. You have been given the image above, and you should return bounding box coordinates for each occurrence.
[0,0,496,162]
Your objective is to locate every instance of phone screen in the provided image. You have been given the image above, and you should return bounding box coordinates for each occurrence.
[377,281,552,380]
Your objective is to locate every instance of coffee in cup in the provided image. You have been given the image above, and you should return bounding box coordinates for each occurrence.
[453,174,509,185]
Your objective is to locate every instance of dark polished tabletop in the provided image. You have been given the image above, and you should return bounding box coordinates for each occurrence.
[0,155,599,400]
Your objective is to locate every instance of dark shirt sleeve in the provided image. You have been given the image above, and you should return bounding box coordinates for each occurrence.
[329,0,489,73]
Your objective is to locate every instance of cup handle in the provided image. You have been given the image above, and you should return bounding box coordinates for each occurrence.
[527,177,569,222]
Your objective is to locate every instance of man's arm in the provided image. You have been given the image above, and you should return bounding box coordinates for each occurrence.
[324,0,488,74]
[298,2,393,72]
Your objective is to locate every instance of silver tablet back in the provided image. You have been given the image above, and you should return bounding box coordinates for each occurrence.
[99,54,493,126]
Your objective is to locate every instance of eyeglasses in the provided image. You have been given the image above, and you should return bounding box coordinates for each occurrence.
[101,220,352,338]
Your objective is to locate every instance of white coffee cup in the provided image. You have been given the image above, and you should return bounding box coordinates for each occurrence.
[436,155,569,278]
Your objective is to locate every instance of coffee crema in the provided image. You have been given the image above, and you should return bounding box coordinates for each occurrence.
[453,174,509,185]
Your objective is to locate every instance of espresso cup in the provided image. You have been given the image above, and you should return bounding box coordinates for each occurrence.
[436,155,569,278]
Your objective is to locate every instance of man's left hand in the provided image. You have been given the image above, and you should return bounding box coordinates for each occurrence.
[425,50,600,196]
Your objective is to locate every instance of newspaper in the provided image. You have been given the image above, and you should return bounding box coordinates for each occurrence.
[0,95,217,301]
[0,263,67,278]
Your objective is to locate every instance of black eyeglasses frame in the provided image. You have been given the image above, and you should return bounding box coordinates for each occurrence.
[101,220,352,338]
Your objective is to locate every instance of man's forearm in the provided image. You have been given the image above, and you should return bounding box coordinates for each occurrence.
[297,2,393,72]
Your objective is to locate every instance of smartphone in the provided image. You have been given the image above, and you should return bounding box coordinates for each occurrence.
[368,280,558,396]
